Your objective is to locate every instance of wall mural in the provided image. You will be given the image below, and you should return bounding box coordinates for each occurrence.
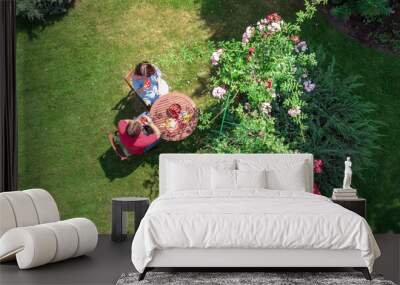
[16,0,400,233]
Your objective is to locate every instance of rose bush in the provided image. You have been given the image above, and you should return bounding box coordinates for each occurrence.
[195,0,380,196]
[199,1,325,148]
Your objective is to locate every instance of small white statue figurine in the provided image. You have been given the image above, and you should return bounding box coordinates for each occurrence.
[342,157,353,189]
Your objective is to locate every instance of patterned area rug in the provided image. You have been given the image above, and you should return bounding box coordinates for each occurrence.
[116,272,395,285]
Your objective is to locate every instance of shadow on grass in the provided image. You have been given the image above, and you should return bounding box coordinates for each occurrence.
[98,139,181,199]
[197,0,301,41]
[191,70,210,99]
[98,145,162,183]
[98,147,143,182]
[112,92,148,127]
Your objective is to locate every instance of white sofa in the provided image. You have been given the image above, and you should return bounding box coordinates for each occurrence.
[0,189,98,269]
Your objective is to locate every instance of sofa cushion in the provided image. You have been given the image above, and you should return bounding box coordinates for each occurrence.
[24,189,59,224]
[0,196,17,238]
[0,192,39,227]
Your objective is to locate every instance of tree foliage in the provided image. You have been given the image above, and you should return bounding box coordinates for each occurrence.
[16,0,73,22]
[330,0,391,21]
[298,57,381,195]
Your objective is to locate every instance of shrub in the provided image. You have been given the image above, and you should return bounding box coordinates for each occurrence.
[199,1,324,153]
[298,57,380,195]
[16,0,73,22]
[197,0,380,196]
[330,0,391,21]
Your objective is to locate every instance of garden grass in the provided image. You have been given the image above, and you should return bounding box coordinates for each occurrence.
[17,0,399,233]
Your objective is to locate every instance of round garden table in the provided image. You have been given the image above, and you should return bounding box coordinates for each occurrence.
[150,92,198,141]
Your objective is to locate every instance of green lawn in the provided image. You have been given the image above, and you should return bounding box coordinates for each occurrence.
[17,0,400,233]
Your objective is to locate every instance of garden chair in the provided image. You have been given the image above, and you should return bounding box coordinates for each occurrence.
[123,69,135,90]
[123,68,169,109]
[123,69,150,110]
[108,131,129,161]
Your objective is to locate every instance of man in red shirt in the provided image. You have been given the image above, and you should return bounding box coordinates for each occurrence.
[117,115,161,155]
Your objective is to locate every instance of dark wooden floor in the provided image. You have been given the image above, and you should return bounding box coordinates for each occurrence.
[374,233,400,284]
[0,234,399,285]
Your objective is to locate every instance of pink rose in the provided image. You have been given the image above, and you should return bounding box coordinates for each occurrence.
[304,80,316,92]
[288,106,301,117]
[290,35,300,44]
[211,49,223,66]
[212,86,227,99]
[242,33,250,44]
[259,102,272,116]
[313,159,323,174]
[242,26,255,44]
[295,41,308,53]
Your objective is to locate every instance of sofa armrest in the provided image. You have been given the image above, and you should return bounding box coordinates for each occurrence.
[0,218,98,269]
[0,226,57,268]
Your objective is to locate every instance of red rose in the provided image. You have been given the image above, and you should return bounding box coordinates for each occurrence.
[266,12,281,23]
[265,79,273,89]
[247,47,255,62]
[313,159,323,174]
